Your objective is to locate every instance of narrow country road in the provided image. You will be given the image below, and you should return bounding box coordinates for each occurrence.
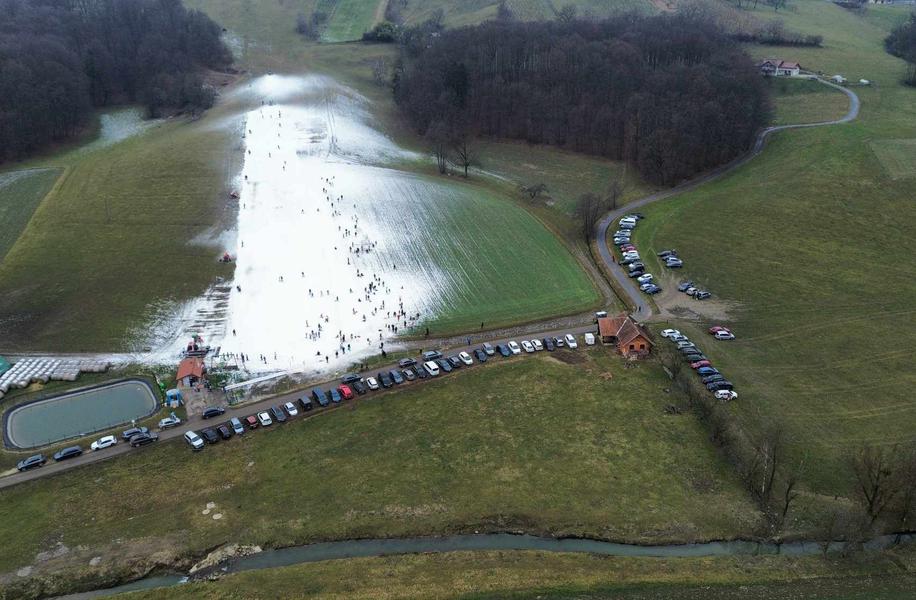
[596,78,860,320]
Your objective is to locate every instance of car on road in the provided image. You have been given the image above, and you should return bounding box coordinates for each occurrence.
[714,330,735,340]
[664,257,683,268]
[543,337,556,351]
[90,435,117,451]
[129,432,158,447]
[299,397,313,412]
[245,415,259,429]
[230,417,245,435]
[217,424,233,440]
[312,388,330,406]
[389,370,404,384]
[338,385,354,400]
[158,414,181,429]
[341,373,362,384]
[398,358,417,368]
[120,427,148,441]
[53,446,83,462]
[636,274,653,284]
[677,281,694,292]
[200,428,219,444]
[424,361,440,376]
[565,334,578,348]
[402,368,416,381]
[366,377,380,391]
[715,390,739,401]
[508,341,521,354]
[422,350,443,361]
[436,359,453,373]
[497,344,511,357]
[329,388,343,403]
[184,430,205,450]
[270,405,288,422]
[690,360,712,369]
[532,339,544,351]
[696,367,720,376]
[284,401,299,417]
[521,340,535,353]
[17,454,46,472]
[584,332,596,346]
[660,329,681,338]
[658,250,677,258]
[695,291,711,300]
[352,381,368,394]
[201,406,226,420]
[459,351,474,366]
[482,343,495,356]
[474,349,488,362]
[257,411,273,426]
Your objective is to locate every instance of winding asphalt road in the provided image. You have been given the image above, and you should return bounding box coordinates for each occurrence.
[596,78,860,321]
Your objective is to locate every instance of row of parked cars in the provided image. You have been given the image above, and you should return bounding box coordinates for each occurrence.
[613,214,663,295]
[676,279,711,301]
[180,332,593,451]
[16,426,160,472]
[660,328,738,400]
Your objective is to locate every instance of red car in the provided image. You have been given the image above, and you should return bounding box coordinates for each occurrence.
[691,360,711,369]
[708,326,730,335]
[620,245,636,252]
[245,415,259,430]
[337,384,354,400]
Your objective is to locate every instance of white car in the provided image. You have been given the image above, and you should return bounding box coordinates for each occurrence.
[508,341,521,355]
[458,351,473,366]
[636,274,653,284]
[532,339,544,351]
[90,435,117,451]
[584,332,596,346]
[564,334,578,349]
[670,334,689,343]
[660,329,681,338]
[158,414,181,429]
[521,340,535,353]
[284,401,298,417]
[257,411,273,426]
[366,377,380,390]
[714,331,736,340]
[715,390,738,401]
[423,361,440,376]
[184,430,205,450]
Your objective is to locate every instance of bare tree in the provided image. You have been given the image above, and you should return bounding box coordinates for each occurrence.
[574,192,607,243]
[556,4,578,23]
[451,135,477,177]
[851,444,900,525]
[371,58,388,86]
[891,446,916,538]
[605,174,625,212]
[519,182,548,201]
[426,121,450,174]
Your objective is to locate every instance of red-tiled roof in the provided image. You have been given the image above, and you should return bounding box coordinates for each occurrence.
[176,358,204,380]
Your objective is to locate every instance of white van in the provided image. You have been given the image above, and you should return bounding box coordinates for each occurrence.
[584,332,596,346]
[184,430,205,451]
[424,361,440,377]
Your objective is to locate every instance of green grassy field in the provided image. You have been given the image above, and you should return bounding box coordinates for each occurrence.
[321,0,384,42]
[399,0,653,26]
[0,168,61,262]
[0,349,758,577]
[630,0,916,495]
[119,549,916,600]
[767,77,851,126]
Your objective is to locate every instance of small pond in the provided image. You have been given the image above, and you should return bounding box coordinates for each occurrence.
[4,379,159,449]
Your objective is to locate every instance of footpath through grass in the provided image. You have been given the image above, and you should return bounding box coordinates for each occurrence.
[632,1,916,495]
[0,349,758,576]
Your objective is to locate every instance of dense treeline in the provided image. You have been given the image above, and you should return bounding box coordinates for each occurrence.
[885,12,916,85]
[393,14,770,186]
[0,0,231,162]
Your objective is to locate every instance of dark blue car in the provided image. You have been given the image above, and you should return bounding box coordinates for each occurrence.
[312,388,329,407]
[389,369,404,384]
[329,388,342,403]
[497,344,511,357]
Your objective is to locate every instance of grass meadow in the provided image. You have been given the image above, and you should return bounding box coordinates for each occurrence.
[0,168,61,262]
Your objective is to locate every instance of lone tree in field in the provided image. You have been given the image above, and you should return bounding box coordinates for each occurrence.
[451,134,477,177]
[519,182,548,201]
[850,444,901,525]
[426,121,451,174]
[574,192,607,243]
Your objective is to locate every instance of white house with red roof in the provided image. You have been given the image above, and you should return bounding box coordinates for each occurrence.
[758,59,802,77]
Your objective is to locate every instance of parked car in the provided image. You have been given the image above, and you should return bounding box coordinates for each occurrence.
[90,435,117,451]
[398,358,417,368]
[414,365,428,379]
[676,340,695,349]
[707,380,734,391]
[447,356,462,369]
[389,370,404,384]
[482,343,496,356]
[402,368,416,381]
[658,249,677,258]
[690,360,712,369]
[299,397,314,412]
[670,334,689,343]
[508,341,521,354]
[665,257,683,268]
[685,287,698,297]
[184,430,205,450]
[230,417,245,435]
[532,339,544,351]
[628,269,645,278]
[257,411,273,426]
[366,377,380,391]
[158,414,181,429]
[130,432,158,447]
[341,373,362,384]
[543,337,556,351]
[329,387,343,402]
[459,351,474,366]
[679,346,700,355]
[424,361,440,376]
[217,424,233,440]
[498,344,511,357]
[644,284,662,295]
[270,405,288,422]
[338,384,354,400]
[715,390,739,401]
[697,367,720,376]
[200,428,219,444]
[474,349,488,362]
[120,426,148,441]
[284,402,299,417]
[584,332,596,346]
[639,282,655,292]
[554,336,565,348]
[201,406,226,420]
[621,256,640,265]
[708,326,730,334]
[245,415,259,429]
[714,330,736,340]
[352,380,368,394]
[312,388,330,406]
[636,274,654,284]
[565,334,578,349]
[521,340,535,353]
[684,354,706,363]
[695,291,712,300]
[422,350,443,361]
[660,329,681,338]
[436,359,453,373]
[53,446,83,462]
[677,281,694,292]
[702,374,726,384]
[17,454,46,471]
[628,262,645,271]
